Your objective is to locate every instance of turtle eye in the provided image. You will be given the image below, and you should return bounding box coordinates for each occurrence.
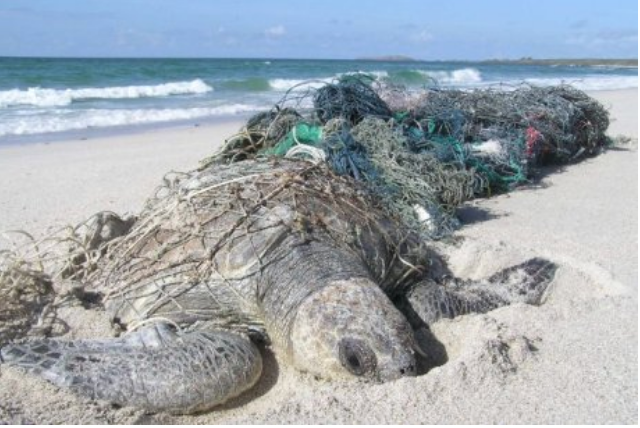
[338,338,377,377]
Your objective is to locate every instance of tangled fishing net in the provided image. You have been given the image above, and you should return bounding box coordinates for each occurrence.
[210,75,611,237]
[0,245,54,343]
[212,107,302,163]
[0,76,612,338]
[0,213,136,343]
[408,84,610,163]
[313,75,392,125]
[1,160,430,341]
[56,161,425,333]
[349,117,475,234]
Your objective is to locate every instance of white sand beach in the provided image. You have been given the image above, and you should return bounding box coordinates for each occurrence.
[0,89,637,424]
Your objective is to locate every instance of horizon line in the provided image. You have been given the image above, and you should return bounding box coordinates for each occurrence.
[0,55,637,63]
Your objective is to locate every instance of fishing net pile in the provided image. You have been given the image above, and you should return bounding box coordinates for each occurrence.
[405,85,611,191]
[0,76,611,342]
[206,75,611,238]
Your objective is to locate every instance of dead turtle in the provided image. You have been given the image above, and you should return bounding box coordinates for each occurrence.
[0,159,556,414]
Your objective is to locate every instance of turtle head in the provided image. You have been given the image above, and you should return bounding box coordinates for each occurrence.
[290,278,416,382]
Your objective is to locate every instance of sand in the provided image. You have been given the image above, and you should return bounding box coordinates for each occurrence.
[0,89,637,424]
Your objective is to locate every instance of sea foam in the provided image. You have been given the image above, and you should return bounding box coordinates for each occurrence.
[0,104,258,137]
[269,73,387,91]
[523,76,638,91]
[268,78,332,91]
[0,79,213,108]
[421,68,483,85]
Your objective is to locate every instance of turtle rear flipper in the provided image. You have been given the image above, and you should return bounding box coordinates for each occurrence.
[404,258,557,325]
[0,323,262,414]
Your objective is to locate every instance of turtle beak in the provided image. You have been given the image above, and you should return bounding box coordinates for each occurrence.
[375,349,417,382]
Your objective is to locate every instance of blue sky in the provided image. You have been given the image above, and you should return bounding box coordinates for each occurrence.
[0,0,637,59]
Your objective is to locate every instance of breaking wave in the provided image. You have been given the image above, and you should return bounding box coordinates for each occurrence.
[0,79,213,108]
[386,68,483,86]
[267,69,483,90]
[522,76,638,91]
[0,104,258,137]
[268,78,333,91]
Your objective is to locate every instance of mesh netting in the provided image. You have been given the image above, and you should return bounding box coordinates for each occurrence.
[350,117,475,236]
[408,85,611,163]
[209,77,610,236]
[313,75,392,125]
[0,78,612,338]
[0,213,137,342]
[209,107,302,164]
[0,239,54,343]
[62,160,418,334]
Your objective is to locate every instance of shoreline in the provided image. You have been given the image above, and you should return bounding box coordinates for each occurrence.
[0,88,636,149]
[0,118,245,236]
[0,113,252,148]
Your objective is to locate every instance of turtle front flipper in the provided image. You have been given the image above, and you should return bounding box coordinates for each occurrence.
[402,258,557,325]
[0,323,262,414]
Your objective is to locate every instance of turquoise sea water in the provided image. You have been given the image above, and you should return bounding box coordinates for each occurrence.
[0,57,636,142]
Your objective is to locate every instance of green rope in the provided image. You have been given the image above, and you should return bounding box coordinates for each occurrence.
[260,123,323,157]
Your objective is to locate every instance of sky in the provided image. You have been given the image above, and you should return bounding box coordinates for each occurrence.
[0,0,637,60]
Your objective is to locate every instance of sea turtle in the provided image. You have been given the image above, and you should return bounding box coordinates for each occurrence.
[0,159,556,414]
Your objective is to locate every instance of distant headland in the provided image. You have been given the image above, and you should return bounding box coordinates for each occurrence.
[353,56,636,66]
[481,58,637,67]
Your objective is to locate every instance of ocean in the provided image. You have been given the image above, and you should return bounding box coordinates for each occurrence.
[0,57,637,142]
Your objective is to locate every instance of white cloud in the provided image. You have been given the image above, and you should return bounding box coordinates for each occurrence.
[566,29,637,48]
[596,29,638,44]
[410,30,434,44]
[265,25,286,38]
